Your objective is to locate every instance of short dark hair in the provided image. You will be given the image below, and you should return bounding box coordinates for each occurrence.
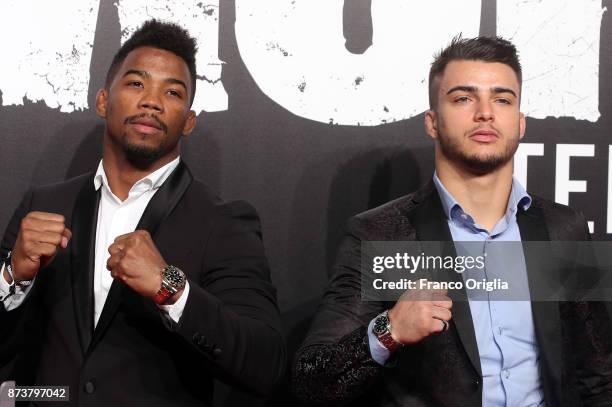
[428,35,522,109]
[105,19,198,105]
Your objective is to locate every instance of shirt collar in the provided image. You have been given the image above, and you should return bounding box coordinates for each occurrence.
[432,171,532,224]
[93,156,181,199]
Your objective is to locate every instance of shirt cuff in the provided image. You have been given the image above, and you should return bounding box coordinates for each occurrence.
[367,317,392,366]
[158,281,190,323]
[0,262,11,293]
[0,263,34,311]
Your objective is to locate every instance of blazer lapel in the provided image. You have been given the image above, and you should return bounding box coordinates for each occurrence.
[406,184,482,378]
[517,206,562,406]
[88,161,193,352]
[70,177,100,355]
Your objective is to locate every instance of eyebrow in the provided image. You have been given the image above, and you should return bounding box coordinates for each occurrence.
[165,77,188,91]
[123,69,149,79]
[123,69,188,91]
[446,85,517,98]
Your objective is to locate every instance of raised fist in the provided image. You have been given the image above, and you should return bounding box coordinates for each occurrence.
[9,211,72,282]
[387,284,452,345]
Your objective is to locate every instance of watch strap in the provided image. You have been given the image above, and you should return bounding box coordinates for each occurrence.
[154,265,185,305]
[373,310,402,352]
[154,286,174,305]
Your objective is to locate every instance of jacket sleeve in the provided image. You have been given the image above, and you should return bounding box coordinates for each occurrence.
[0,189,38,369]
[292,218,388,405]
[563,300,612,405]
[168,200,286,396]
[568,212,612,405]
[549,205,612,404]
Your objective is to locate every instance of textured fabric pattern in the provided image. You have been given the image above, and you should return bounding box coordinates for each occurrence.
[292,182,612,407]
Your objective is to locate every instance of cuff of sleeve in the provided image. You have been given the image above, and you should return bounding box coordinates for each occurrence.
[158,281,190,323]
[0,263,12,295]
[1,263,34,310]
[367,318,392,366]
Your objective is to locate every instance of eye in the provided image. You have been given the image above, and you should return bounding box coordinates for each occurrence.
[454,96,471,103]
[496,98,512,105]
[126,80,143,88]
[167,89,182,98]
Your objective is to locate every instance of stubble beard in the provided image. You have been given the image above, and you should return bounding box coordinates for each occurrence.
[117,113,174,169]
[120,133,169,170]
[437,127,520,175]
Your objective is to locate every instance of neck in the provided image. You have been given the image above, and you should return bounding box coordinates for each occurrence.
[102,136,178,201]
[436,155,514,232]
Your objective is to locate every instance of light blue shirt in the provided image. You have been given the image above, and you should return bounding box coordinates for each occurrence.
[368,174,545,406]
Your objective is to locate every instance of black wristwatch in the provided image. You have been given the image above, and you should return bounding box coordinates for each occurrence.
[154,265,186,305]
[372,310,402,352]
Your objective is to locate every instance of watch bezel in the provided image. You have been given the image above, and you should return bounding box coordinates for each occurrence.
[372,310,402,352]
[161,265,186,292]
[373,312,390,335]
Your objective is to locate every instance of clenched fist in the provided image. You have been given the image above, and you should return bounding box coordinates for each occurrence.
[387,285,452,345]
[106,230,176,301]
[9,211,72,283]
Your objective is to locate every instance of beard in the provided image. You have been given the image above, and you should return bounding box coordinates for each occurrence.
[118,134,171,170]
[437,127,520,175]
[119,113,172,169]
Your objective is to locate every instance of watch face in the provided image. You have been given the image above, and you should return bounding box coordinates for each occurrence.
[163,266,186,289]
[373,314,389,335]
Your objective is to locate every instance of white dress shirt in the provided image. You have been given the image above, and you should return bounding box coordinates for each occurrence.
[1,157,190,325]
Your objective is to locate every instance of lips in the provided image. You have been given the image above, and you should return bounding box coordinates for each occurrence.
[128,116,164,135]
[469,129,499,143]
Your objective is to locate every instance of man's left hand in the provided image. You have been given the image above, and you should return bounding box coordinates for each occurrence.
[106,230,169,300]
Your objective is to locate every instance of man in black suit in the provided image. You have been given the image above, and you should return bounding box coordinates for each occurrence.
[0,20,285,406]
[293,37,611,406]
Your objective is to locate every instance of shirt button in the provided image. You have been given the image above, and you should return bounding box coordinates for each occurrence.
[84,381,95,394]
[504,369,510,379]
[498,327,503,335]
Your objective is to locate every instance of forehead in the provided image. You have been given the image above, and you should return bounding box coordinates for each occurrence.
[436,60,520,94]
[114,46,192,89]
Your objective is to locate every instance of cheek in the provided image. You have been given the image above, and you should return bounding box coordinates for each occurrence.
[437,113,460,134]
[498,114,522,134]
[106,96,128,118]
[168,109,190,128]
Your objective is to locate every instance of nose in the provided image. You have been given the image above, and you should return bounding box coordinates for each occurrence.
[474,99,494,122]
[138,89,163,112]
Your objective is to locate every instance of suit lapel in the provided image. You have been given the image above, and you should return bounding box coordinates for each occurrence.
[517,206,562,406]
[87,161,193,353]
[70,177,100,355]
[406,184,482,377]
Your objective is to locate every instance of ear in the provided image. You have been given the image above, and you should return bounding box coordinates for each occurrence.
[424,110,439,141]
[518,111,526,140]
[181,110,197,136]
[95,89,108,119]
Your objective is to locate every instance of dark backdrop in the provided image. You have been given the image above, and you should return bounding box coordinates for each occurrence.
[0,1,610,405]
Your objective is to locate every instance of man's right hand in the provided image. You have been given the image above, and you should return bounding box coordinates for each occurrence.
[7,211,72,283]
[387,286,452,345]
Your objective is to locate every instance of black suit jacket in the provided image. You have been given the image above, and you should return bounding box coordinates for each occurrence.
[0,162,286,406]
[293,182,612,406]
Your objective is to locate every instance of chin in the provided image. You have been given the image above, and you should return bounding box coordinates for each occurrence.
[122,143,167,168]
[460,154,512,174]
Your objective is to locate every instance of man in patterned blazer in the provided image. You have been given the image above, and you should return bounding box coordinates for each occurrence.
[293,36,611,406]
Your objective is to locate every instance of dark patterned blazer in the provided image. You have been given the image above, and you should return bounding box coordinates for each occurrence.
[293,182,612,407]
[0,162,286,407]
